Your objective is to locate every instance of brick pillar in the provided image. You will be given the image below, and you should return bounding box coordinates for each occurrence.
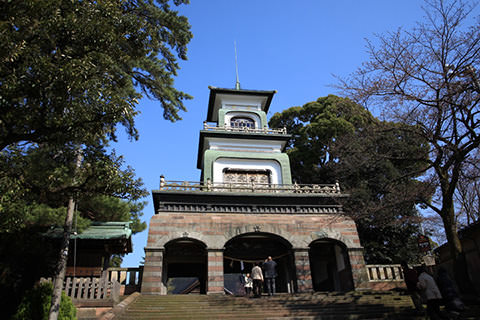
[294,248,313,293]
[207,249,224,295]
[347,247,369,290]
[141,248,166,295]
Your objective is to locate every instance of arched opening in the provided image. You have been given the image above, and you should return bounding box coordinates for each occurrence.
[163,238,207,294]
[230,116,255,129]
[308,239,354,292]
[223,232,296,295]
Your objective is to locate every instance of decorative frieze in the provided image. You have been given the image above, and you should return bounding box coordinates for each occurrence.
[157,203,342,214]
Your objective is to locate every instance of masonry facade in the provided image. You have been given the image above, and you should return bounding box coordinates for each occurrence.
[142,87,369,295]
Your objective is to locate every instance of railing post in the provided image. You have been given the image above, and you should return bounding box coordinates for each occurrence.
[112,280,120,304]
[160,175,165,190]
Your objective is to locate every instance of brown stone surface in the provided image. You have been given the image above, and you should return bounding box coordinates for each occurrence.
[142,211,367,294]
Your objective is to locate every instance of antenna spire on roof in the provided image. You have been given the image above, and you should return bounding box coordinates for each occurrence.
[234,41,241,90]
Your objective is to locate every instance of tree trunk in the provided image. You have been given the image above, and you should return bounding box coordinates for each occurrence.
[441,197,476,294]
[48,197,76,320]
[48,150,82,320]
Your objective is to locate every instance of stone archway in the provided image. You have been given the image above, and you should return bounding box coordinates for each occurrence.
[223,232,296,294]
[163,238,207,294]
[308,239,354,292]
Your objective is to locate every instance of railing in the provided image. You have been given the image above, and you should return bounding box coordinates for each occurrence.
[41,277,121,303]
[366,264,403,282]
[42,267,143,302]
[159,178,342,195]
[107,267,143,294]
[203,122,288,135]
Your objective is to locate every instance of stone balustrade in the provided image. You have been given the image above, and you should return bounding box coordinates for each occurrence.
[203,122,288,135]
[159,178,342,195]
[107,267,143,288]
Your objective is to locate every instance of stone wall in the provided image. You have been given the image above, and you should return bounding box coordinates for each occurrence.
[142,211,368,294]
[146,212,361,249]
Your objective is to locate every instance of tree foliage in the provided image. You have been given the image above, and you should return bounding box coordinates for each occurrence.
[0,0,192,150]
[0,143,147,233]
[0,1,192,317]
[338,0,480,290]
[12,281,76,320]
[0,229,58,318]
[269,95,431,263]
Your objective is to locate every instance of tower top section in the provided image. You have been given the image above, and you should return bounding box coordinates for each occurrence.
[206,86,277,123]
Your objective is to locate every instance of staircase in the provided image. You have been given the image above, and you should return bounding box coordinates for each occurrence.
[114,291,430,320]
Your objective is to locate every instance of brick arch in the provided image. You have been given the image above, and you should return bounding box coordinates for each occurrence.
[308,237,348,249]
[153,231,208,249]
[164,236,207,249]
[291,229,359,249]
[223,231,293,250]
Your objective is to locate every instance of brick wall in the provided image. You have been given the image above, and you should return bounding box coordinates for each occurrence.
[143,211,366,294]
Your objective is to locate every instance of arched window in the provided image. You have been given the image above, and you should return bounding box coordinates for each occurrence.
[230,117,255,129]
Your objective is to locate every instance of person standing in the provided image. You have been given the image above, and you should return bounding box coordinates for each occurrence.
[400,261,423,312]
[244,273,253,297]
[251,263,263,298]
[436,267,464,313]
[263,256,277,296]
[417,265,445,320]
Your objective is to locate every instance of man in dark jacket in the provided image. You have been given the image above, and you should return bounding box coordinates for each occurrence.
[263,256,277,296]
[401,261,423,312]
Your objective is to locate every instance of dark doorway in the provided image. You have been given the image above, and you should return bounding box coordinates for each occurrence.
[309,239,354,292]
[164,238,207,294]
[223,232,296,294]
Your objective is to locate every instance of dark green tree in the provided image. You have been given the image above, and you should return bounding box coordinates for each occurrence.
[0,0,192,151]
[0,142,148,319]
[0,143,147,233]
[269,95,431,263]
[0,1,192,317]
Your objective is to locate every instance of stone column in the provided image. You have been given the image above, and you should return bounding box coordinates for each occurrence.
[207,249,224,295]
[347,247,369,290]
[141,247,166,295]
[293,248,313,292]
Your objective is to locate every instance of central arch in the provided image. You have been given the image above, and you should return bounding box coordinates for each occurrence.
[223,232,296,294]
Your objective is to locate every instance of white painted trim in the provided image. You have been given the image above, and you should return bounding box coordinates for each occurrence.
[207,137,284,153]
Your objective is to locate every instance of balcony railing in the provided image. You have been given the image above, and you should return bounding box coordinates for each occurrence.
[159,178,341,195]
[203,122,288,135]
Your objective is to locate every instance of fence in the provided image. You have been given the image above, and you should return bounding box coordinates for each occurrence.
[366,264,403,282]
[107,267,143,295]
[41,277,121,304]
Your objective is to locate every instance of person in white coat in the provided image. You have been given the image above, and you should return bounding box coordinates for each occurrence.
[417,265,446,320]
[251,263,264,298]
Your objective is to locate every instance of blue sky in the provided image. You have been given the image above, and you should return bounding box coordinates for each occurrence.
[116,1,440,267]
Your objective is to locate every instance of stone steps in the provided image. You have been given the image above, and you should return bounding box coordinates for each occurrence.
[115,291,428,320]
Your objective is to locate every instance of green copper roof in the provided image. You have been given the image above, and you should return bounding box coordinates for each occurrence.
[45,222,132,240]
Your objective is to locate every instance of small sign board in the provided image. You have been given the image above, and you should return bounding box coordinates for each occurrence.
[417,234,431,253]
